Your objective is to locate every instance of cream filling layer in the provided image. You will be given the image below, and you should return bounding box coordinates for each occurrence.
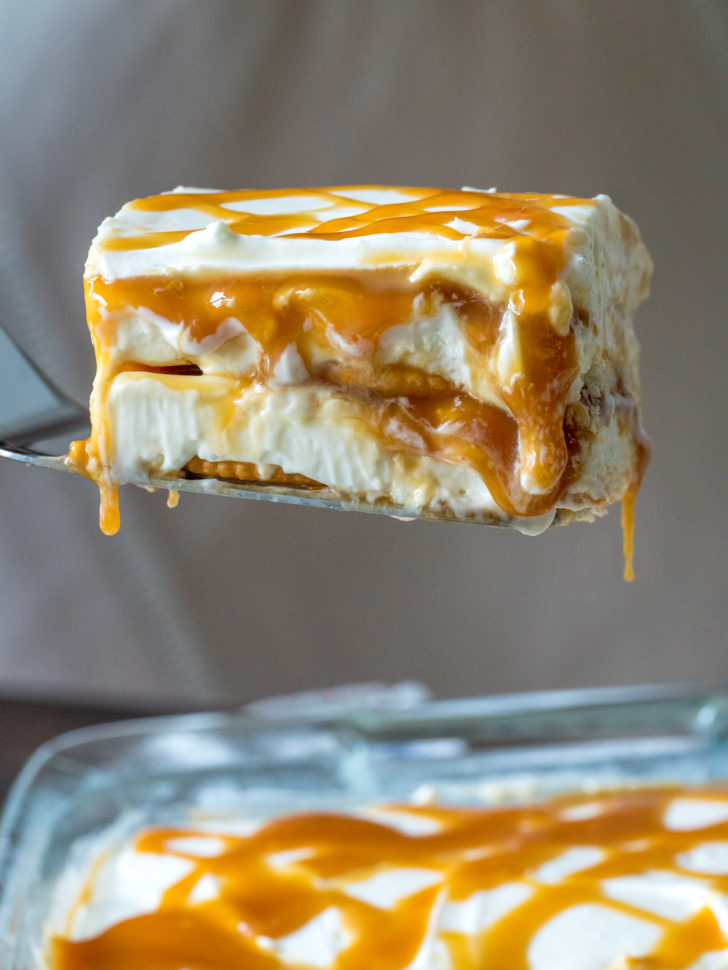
[106,373,555,534]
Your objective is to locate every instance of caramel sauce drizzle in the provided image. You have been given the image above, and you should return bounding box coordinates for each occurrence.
[109,186,595,247]
[70,188,646,568]
[51,786,728,970]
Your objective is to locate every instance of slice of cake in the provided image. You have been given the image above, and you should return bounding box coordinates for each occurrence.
[68,186,651,565]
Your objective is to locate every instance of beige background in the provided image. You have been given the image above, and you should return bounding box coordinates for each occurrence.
[0,0,726,708]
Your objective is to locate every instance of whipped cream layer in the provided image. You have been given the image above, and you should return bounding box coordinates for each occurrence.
[72,186,651,555]
[49,786,728,970]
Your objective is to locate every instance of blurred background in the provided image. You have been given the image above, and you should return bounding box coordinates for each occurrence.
[0,0,726,765]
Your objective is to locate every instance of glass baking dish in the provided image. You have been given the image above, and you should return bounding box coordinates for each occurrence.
[2,682,728,970]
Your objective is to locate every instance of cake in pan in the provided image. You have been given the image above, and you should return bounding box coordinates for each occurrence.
[50,785,728,969]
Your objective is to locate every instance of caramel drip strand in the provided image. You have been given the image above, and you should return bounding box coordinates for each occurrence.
[621,414,651,581]
[622,486,637,583]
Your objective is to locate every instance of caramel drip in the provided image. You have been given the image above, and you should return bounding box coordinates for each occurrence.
[51,786,728,970]
[66,293,122,534]
[620,407,651,582]
[65,439,120,536]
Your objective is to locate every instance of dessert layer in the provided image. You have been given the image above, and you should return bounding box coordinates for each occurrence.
[50,785,728,970]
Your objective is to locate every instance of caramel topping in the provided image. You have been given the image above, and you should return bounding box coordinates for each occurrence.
[51,786,728,970]
[108,186,595,247]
